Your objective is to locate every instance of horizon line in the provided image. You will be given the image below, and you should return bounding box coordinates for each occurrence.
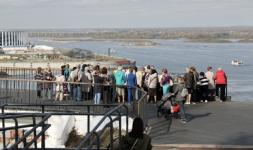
[2,25,253,31]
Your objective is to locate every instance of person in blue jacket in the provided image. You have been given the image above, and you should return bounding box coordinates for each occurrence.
[126,68,137,104]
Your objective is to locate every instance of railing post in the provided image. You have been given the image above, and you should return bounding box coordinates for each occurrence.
[87,105,91,146]
[5,80,8,104]
[14,118,19,149]
[2,118,6,149]
[118,110,122,150]
[126,105,129,133]
[109,116,113,150]
[22,129,27,148]
[33,116,37,149]
[29,80,31,104]
[87,106,90,134]
[41,105,45,149]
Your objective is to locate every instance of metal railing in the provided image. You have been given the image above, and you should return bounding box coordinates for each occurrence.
[0,87,147,150]
[0,67,148,149]
[0,103,129,150]
[0,113,51,150]
[0,67,61,80]
[76,104,128,150]
[0,78,147,110]
[0,77,148,135]
[0,78,118,105]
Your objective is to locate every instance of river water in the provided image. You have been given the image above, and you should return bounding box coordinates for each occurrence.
[34,39,253,101]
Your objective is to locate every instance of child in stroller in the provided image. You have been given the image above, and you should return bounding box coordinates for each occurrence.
[157,93,180,120]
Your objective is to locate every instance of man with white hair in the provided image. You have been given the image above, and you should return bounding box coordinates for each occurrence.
[214,68,227,101]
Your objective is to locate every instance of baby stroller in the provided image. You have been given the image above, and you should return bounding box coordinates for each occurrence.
[157,93,180,120]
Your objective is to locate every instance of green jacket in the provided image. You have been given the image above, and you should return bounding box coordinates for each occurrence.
[114,70,125,86]
[121,134,152,150]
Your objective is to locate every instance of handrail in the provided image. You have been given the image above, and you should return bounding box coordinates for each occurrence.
[8,114,51,149]
[0,77,112,86]
[76,103,128,150]
[0,66,62,70]
[0,72,148,149]
[0,113,51,149]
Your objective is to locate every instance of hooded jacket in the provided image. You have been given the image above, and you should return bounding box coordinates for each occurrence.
[214,70,227,85]
[114,70,125,86]
[148,73,158,89]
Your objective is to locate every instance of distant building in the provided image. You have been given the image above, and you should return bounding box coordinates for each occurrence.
[0,30,26,48]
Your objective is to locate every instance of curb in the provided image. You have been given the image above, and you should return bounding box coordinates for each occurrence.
[153,144,253,149]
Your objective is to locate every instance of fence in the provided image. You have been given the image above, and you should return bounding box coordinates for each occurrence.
[0,67,148,149]
[0,113,51,149]
[0,103,129,150]
[0,67,61,80]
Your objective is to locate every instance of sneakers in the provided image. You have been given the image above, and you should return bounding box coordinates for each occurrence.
[185,102,191,105]
[205,100,208,103]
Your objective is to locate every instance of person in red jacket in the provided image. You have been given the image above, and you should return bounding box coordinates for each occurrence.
[214,68,227,101]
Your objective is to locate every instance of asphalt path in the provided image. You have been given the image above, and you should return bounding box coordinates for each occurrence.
[148,101,253,146]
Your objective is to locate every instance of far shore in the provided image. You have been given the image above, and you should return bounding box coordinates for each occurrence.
[37,37,253,44]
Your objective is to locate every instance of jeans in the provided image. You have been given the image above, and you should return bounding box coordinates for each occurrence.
[94,93,101,104]
[77,86,82,101]
[69,84,74,98]
[73,86,82,101]
[44,88,52,99]
[127,88,135,103]
[136,89,142,100]
[178,101,186,120]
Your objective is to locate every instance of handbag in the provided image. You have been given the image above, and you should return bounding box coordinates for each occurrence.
[180,88,189,97]
[169,79,174,86]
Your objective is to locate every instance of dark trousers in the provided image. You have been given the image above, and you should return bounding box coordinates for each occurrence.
[200,85,209,101]
[216,84,226,101]
[37,90,42,98]
[192,88,200,102]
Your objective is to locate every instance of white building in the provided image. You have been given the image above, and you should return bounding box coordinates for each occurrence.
[0,30,26,48]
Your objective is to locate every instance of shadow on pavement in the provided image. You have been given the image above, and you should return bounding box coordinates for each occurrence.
[221,132,253,145]
[187,112,212,122]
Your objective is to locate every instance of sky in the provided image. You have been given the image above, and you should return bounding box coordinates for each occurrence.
[0,0,253,29]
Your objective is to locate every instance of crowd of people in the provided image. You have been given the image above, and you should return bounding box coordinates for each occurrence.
[34,64,228,106]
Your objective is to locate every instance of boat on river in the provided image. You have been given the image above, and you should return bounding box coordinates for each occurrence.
[231,60,243,66]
